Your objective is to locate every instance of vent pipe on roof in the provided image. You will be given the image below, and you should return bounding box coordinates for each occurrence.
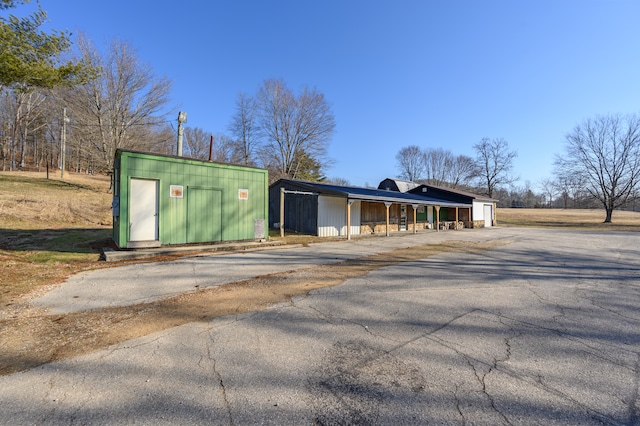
[176,111,187,156]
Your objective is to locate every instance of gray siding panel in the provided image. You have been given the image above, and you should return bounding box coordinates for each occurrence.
[269,181,319,235]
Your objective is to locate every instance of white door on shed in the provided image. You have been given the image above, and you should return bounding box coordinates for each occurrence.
[483,204,493,227]
[130,178,159,241]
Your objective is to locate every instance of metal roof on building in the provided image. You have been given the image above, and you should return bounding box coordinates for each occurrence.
[409,183,498,202]
[273,179,472,208]
[377,177,498,202]
[378,178,420,193]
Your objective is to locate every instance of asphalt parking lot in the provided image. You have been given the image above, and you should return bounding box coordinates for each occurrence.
[1,227,639,425]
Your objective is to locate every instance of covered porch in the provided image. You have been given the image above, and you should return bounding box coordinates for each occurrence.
[358,201,472,237]
[270,179,471,240]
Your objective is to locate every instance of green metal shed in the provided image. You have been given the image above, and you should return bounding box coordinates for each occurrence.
[112,149,268,248]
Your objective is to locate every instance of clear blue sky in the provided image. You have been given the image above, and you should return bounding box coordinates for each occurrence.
[20,0,640,188]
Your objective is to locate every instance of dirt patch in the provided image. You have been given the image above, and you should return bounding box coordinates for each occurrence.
[0,240,506,376]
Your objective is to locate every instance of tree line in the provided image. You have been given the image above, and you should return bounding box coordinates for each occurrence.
[197,78,335,183]
[0,2,336,183]
[395,137,518,199]
[395,113,640,222]
[3,2,639,222]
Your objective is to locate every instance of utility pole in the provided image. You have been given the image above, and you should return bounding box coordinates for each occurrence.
[177,111,187,156]
[61,108,69,178]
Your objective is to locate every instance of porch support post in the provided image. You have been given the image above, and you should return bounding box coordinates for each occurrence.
[280,187,285,238]
[435,205,441,232]
[346,199,354,240]
[412,204,419,234]
[455,207,459,229]
[384,202,392,237]
[493,202,497,225]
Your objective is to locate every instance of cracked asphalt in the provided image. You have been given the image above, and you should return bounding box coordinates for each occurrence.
[1,227,640,425]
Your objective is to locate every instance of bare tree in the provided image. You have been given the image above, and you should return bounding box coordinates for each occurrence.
[182,127,238,163]
[2,92,48,173]
[474,137,518,198]
[423,147,449,186]
[555,114,640,222]
[396,146,477,188]
[60,35,172,172]
[151,123,178,156]
[554,175,571,209]
[228,92,258,166]
[256,78,335,180]
[521,180,541,208]
[449,154,478,188]
[212,133,237,164]
[538,178,558,207]
[183,126,210,160]
[325,176,350,186]
[395,145,425,181]
[554,172,591,209]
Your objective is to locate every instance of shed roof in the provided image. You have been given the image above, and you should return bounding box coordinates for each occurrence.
[273,179,471,208]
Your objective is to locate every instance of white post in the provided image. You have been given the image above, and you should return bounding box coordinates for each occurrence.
[280,187,285,238]
[384,202,392,237]
[347,200,354,240]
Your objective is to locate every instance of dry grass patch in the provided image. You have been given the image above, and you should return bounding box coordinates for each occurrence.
[0,172,113,308]
[268,230,345,246]
[498,208,640,231]
[0,172,112,229]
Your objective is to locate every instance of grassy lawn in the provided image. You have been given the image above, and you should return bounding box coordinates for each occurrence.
[0,172,114,307]
[497,207,640,231]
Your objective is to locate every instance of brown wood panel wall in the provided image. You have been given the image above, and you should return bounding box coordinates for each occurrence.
[360,201,404,223]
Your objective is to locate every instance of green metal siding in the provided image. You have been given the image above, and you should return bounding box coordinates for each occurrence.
[113,150,268,247]
[187,187,222,243]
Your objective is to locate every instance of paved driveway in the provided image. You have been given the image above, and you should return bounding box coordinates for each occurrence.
[2,227,640,425]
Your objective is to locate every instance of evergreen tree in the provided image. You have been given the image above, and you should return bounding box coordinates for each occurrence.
[0,2,92,88]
